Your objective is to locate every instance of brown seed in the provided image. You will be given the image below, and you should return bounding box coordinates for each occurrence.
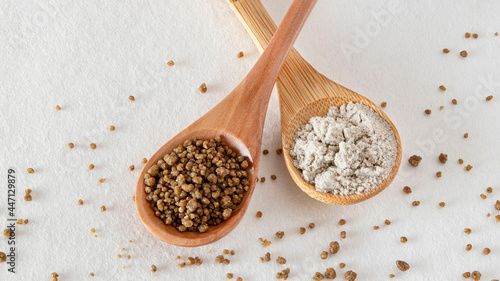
[198,83,207,93]
[463,272,471,278]
[403,186,412,194]
[464,133,469,138]
[142,158,147,163]
[91,228,96,233]
[396,260,410,271]
[483,248,491,255]
[339,219,346,225]
[400,236,407,243]
[90,272,94,276]
[325,268,336,279]
[385,219,391,225]
[187,257,195,265]
[486,187,492,193]
[236,278,242,281]
[373,226,380,230]
[178,262,186,268]
[90,143,97,149]
[150,265,157,272]
[329,241,340,254]
[438,202,445,208]
[466,244,472,251]
[276,256,286,264]
[480,194,487,199]
[439,85,446,91]
[340,231,346,239]
[55,105,61,110]
[424,109,432,115]
[299,227,306,234]
[471,271,481,281]
[99,178,106,183]
[486,95,493,101]
[452,99,457,105]
[236,52,244,58]
[101,205,106,212]
[408,155,422,167]
[260,177,266,183]
[320,251,328,259]
[460,50,468,57]
[275,231,285,239]
[309,223,315,229]
[339,263,346,268]
[496,32,499,36]
[495,200,500,210]
[129,95,135,101]
[89,164,95,170]
[458,159,464,164]
[129,165,135,171]
[381,101,387,108]
[465,32,471,38]
[472,33,478,39]
[438,153,448,164]
[276,149,283,155]
[436,171,442,178]
[167,60,174,66]
[263,149,269,155]
[264,252,271,262]
[412,201,420,206]
[345,270,357,281]
[496,215,500,222]
[439,105,445,110]
[78,199,84,205]
[465,164,473,171]
[223,249,230,255]
[256,211,262,218]
[464,228,472,234]
[313,272,325,281]
[270,175,277,180]
[109,125,115,131]
[230,250,235,255]
[68,143,74,149]
[389,274,395,278]
[4,228,12,239]
[24,194,32,201]
[227,273,233,279]
[443,48,450,53]
[27,168,34,174]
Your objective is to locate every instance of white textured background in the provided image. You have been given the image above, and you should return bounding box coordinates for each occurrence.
[1,0,500,280]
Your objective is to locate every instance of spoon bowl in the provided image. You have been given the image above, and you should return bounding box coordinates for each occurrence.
[228,0,402,205]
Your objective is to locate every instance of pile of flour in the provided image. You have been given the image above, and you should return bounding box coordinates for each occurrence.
[290,102,397,195]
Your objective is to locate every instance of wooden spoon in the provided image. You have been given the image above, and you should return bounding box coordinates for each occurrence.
[136,0,318,247]
[227,0,402,205]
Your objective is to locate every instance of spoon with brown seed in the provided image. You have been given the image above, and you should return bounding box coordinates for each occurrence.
[136,0,318,247]
[227,0,402,205]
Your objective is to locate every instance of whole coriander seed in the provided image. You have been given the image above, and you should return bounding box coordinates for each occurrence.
[198,83,207,93]
[471,271,481,281]
[101,206,106,212]
[452,99,457,105]
[276,256,286,264]
[339,219,346,225]
[438,153,448,163]
[466,244,472,251]
[236,52,244,58]
[167,60,174,66]
[270,175,277,180]
[472,33,478,38]
[443,48,450,53]
[373,226,380,230]
[56,105,61,110]
[68,143,74,149]
[486,95,493,101]
[227,273,233,279]
[339,263,346,268]
[408,155,422,167]
[275,231,285,239]
[345,270,357,281]
[439,85,446,91]
[320,251,328,259]
[299,227,306,234]
[89,164,95,170]
[465,32,471,38]
[325,268,336,279]
[385,219,391,225]
[308,223,315,229]
[438,202,445,208]
[460,50,468,57]
[483,248,491,255]
[495,200,500,210]
[329,241,340,254]
[464,133,469,138]
[424,109,432,115]
[458,159,464,164]
[90,143,97,149]
[129,165,134,171]
[276,149,283,155]
[403,186,412,194]
[436,171,442,178]
[486,187,492,193]
[400,236,407,243]
[256,211,262,218]
[480,194,487,199]
[464,228,471,234]
[340,231,346,239]
[463,272,471,278]
[381,101,387,108]
[313,272,325,281]
[27,168,34,174]
[109,125,115,131]
[396,260,410,271]
[465,165,473,171]
[263,149,269,155]
[412,201,420,206]
[150,265,157,272]
[261,177,266,182]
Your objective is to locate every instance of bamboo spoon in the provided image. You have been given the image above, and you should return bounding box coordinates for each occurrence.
[227,0,402,205]
[136,0,318,247]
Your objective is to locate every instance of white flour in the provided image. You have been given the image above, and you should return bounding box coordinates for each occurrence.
[290,103,397,195]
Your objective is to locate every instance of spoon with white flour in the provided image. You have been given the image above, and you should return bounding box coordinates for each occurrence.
[227,0,402,205]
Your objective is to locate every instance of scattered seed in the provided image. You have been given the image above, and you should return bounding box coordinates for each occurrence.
[265,252,271,262]
[436,171,442,178]
[438,202,445,208]
[396,260,410,271]
[91,228,95,233]
[339,219,346,225]
[408,155,422,167]
[109,125,115,131]
[452,99,457,105]
[90,143,97,149]
[24,194,32,201]
[463,272,471,278]
[150,265,157,272]
[90,272,94,277]
[412,201,420,207]
[460,50,468,57]
[486,187,493,193]
[68,143,74,149]
[198,83,207,93]
[340,231,346,239]
[309,223,315,229]
[271,175,277,180]
[167,60,174,66]
[256,211,262,218]
[385,219,391,225]
[464,228,472,235]
[458,159,464,164]
[101,206,106,212]
[275,231,285,239]
[187,257,195,265]
[276,256,287,264]
[27,168,34,174]
[320,251,328,259]
[128,165,135,171]
[276,149,283,155]
[486,95,493,101]
[439,105,444,110]
[142,158,147,163]
[313,272,325,281]
[230,250,235,255]
[403,186,412,194]
[483,248,491,255]
[495,215,500,222]
[276,268,290,280]
[178,262,186,268]
[236,52,244,58]
[329,241,340,254]
[299,227,306,234]
[438,153,448,164]
[465,32,471,38]
[236,278,242,281]
[439,85,446,91]
[480,194,487,200]
[4,229,12,239]
[425,109,432,115]
[129,95,135,101]
[227,273,233,279]
[99,178,106,183]
[55,105,61,110]
[259,238,271,247]
[261,177,266,183]
[443,48,450,53]
[466,244,472,251]
[345,270,357,281]
[373,226,380,230]
[223,249,230,255]
[89,164,95,170]
[400,236,407,243]
[471,271,481,281]
[496,32,499,36]
[381,102,387,108]
[325,268,336,279]
[465,165,473,171]
[472,33,478,39]
[339,263,346,269]
[263,149,269,155]
[495,200,500,210]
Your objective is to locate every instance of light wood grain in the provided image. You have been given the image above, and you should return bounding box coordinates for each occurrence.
[136,0,318,247]
[228,0,402,205]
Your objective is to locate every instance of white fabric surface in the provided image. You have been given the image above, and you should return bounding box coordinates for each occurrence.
[0,0,499,280]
